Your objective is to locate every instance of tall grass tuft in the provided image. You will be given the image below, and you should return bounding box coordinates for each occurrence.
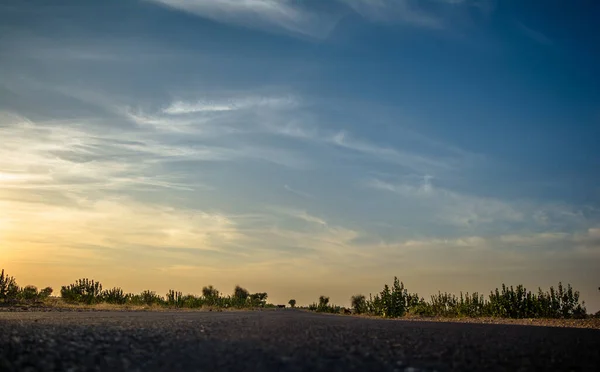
[166,290,184,307]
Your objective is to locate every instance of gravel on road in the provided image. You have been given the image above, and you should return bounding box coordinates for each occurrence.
[1,310,598,371]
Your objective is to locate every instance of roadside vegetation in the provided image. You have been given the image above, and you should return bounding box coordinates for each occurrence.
[1,269,272,310]
[1,268,598,319]
[1,269,53,303]
[313,277,596,319]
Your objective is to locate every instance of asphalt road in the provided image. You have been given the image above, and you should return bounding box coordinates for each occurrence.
[1,310,598,372]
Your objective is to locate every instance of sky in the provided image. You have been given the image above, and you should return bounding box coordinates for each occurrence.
[1,0,599,311]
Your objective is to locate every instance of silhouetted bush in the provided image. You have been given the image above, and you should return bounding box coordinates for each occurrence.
[313,295,342,313]
[1,267,590,318]
[19,285,39,301]
[249,292,268,307]
[39,287,53,299]
[202,285,220,306]
[317,278,588,320]
[366,277,411,317]
[0,269,19,302]
[487,283,586,319]
[132,290,164,306]
[166,289,184,307]
[60,278,103,304]
[288,299,296,308]
[103,287,129,305]
[350,294,366,314]
[232,285,249,308]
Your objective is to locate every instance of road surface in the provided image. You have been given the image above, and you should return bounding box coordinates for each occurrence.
[1,310,598,371]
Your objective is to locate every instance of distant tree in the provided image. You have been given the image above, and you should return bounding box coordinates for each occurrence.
[249,292,268,307]
[39,287,53,299]
[233,285,250,307]
[318,295,330,311]
[202,285,220,305]
[20,285,39,300]
[0,269,19,301]
[288,299,296,308]
[350,294,366,314]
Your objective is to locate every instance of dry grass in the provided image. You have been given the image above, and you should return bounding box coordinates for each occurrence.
[348,313,600,329]
[0,297,279,313]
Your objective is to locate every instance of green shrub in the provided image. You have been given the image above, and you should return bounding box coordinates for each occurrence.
[288,299,296,308]
[60,278,103,304]
[318,295,330,311]
[249,292,268,307]
[408,300,435,317]
[39,287,53,299]
[350,294,366,314]
[365,277,410,318]
[103,287,129,305]
[487,283,586,319]
[166,289,184,307]
[202,285,219,306]
[182,294,203,308]
[313,295,341,313]
[232,285,249,308]
[136,290,164,306]
[0,269,19,302]
[19,285,39,301]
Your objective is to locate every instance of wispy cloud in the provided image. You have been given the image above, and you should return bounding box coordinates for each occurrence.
[162,96,298,115]
[366,176,597,234]
[267,206,329,227]
[149,0,487,38]
[517,21,553,46]
[330,130,457,173]
[367,177,525,228]
[341,0,443,29]
[284,184,313,199]
[123,93,464,176]
[149,0,340,38]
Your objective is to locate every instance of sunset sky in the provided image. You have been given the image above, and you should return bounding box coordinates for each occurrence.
[1,0,599,311]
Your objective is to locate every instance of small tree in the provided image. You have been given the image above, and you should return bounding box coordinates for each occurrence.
[318,295,330,312]
[351,294,366,314]
[0,269,19,302]
[39,287,53,299]
[249,292,268,307]
[202,285,219,305]
[20,285,39,300]
[288,299,296,308]
[233,285,250,307]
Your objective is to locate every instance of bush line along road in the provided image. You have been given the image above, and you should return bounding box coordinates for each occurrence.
[2,269,597,319]
[2,268,600,371]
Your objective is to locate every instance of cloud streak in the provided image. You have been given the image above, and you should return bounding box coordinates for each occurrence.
[517,21,553,46]
[149,0,487,38]
[284,184,313,199]
[149,0,340,38]
[162,96,298,115]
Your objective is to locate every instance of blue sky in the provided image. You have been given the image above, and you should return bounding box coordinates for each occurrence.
[1,0,599,310]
